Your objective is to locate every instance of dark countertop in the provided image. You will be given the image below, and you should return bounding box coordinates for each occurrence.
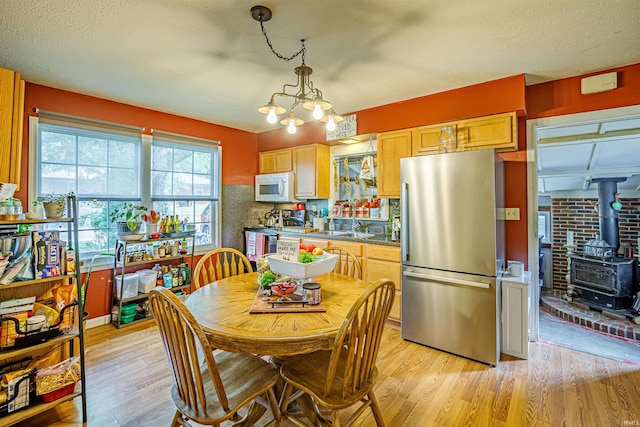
[277,230,400,247]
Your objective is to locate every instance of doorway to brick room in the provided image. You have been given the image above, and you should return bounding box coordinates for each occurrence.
[528,105,640,365]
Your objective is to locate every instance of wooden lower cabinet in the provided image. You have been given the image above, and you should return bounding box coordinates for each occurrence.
[364,245,401,323]
[278,236,401,322]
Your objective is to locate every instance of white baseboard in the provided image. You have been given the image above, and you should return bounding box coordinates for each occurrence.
[85,314,111,329]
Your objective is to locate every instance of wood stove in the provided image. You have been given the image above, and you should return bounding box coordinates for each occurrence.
[569,254,636,310]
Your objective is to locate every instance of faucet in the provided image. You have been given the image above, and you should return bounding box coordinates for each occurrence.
[348,200,362,232]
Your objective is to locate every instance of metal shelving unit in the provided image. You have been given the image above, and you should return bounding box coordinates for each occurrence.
[0,195,87,426]
[111,235,195,328]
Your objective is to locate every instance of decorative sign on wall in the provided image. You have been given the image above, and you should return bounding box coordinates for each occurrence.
[326,114,357,141]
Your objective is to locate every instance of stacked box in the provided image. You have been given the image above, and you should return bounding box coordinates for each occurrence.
[32,231,61,279]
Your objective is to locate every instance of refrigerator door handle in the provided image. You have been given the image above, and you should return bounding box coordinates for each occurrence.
[403,271,491,289]
[401,182,409,262]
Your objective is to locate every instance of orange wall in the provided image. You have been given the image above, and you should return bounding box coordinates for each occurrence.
[257,74,527,151]
[18,83,258,203]
[526,62,640,119]
[19,84,258,319]
[17,62,640,319]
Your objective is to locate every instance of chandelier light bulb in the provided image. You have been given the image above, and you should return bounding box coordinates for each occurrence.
[286,119,297,134]
[326,115,337,131]
[266,107,278,124]
[312,103,324,120]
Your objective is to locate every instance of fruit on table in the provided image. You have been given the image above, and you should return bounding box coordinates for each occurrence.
[300,243,307,251]
[306,244,316,253]
[312,247,323,256]
[271,281,297,296]
[299,252,314,264]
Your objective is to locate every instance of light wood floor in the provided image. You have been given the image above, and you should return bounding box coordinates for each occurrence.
[14,320,640,427]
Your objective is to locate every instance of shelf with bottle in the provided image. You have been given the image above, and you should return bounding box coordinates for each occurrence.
[115,237,193,267]
[0,194,87,424]
[112,232,194,329]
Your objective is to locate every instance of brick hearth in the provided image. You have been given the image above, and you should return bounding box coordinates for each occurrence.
[540,290,640,342]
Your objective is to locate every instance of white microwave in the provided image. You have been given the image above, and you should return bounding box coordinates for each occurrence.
[255,172,299,202]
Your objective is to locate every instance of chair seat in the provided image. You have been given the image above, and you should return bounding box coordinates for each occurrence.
[280,350,378,409]
[171,346,279,424]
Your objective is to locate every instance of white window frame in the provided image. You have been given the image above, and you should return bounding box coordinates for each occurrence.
[28,114,222,270]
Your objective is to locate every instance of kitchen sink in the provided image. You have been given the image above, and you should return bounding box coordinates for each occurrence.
[316,231,377,239]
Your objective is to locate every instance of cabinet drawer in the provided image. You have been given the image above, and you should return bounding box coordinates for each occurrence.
[365,244,400,262]
[365,258,401,290]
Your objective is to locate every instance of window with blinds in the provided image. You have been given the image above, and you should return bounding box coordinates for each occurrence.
[30,112,221,256]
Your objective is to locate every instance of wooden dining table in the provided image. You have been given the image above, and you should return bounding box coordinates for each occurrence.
[185,271,371,357]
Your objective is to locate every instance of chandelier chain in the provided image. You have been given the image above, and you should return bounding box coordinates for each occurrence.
[259,20,306,63]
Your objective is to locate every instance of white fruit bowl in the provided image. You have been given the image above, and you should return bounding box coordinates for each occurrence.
[267,253,338,279]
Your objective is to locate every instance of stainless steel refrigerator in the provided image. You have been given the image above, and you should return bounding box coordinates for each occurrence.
[400,149,504,366]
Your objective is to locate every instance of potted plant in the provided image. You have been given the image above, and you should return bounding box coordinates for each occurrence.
[142,209,160,236]
[39,192,74,219]
[109,203,148,238]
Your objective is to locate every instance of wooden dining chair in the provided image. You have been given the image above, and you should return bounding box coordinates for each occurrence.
[193,248,253,289]
[148,287,282,427]
[322,246,363,279]
[279,279,396,427]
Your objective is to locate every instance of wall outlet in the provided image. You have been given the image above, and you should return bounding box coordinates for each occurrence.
[505,208,520,220]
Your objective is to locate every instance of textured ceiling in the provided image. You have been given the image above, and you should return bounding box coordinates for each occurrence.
[1,0,639,133]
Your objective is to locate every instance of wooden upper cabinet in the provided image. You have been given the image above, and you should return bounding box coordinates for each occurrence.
[259,148,293,174]
[412,112,517,156]
[457,112,517,151]
[0,67,25,188]
[377,130,412,198]
[293,144,330,199]
[412,123,454,156]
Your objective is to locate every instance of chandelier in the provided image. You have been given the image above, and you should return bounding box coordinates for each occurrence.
[251,5,343,134]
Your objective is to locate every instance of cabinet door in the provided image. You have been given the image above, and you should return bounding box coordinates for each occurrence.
[0,68,23,187]
[412,123,456,156]
[294,144,330,199]
[457,112,517,151]
[377,130,412,198]
[259,148,292,174]
[365,258,401,322]
[365,244,401,322]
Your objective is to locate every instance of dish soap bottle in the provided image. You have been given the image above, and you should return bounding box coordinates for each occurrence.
[329,218,335,231]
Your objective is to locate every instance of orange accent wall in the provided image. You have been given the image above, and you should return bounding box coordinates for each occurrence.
[257,74,527,151]
[526,62,640,119]
[18,83,258,202]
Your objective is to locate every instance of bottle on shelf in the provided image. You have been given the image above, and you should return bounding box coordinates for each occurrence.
[152,263,163,287]
[181,238,187,253]
[180,262,191,286]
[175,215,181,233]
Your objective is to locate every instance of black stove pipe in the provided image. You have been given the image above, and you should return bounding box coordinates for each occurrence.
[594,178,626,253]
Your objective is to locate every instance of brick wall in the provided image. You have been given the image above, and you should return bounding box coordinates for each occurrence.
[551,198,640,290]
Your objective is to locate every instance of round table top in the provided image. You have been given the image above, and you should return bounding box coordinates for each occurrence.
[185,272,370,356]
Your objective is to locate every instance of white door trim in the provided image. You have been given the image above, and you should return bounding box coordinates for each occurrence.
[526,103,640,342]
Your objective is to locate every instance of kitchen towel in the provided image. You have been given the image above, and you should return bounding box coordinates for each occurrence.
[245,231,265,262]
[246,232,256,256]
